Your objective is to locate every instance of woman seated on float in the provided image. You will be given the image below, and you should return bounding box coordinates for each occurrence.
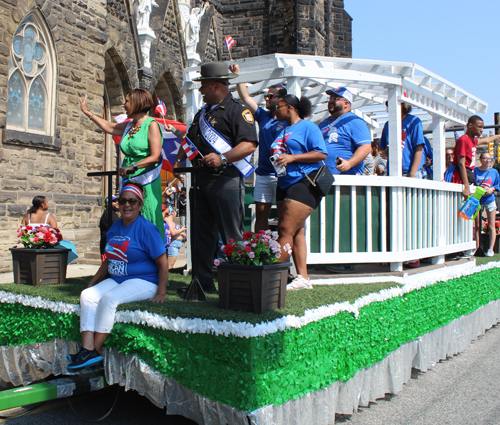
[21,196,57,229]
[270,94,327,290]
[67,182,168,371]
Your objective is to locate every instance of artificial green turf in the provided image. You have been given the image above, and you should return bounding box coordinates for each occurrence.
[2,255,497,325]
[0,273,400,325]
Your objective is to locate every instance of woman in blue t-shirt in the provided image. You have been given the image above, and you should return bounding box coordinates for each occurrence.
[474,152,500,257]
[67,182,168,372]
[270,95,328,290]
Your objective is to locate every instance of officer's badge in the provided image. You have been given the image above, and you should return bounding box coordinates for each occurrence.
[242,109,254,124]
[210,118,217,126]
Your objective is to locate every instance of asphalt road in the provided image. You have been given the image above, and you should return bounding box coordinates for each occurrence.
[337,324,500,425]
[2,325,500,425]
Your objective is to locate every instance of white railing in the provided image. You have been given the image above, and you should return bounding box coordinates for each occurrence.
[304,176,474,271]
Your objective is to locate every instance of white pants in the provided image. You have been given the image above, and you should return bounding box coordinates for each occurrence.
[80,278,157,333]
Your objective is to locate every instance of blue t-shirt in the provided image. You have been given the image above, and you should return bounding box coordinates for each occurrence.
[105,215,166,284]
[270,120,327,190]
[474,167,500,205]
[380,114,425,174]
[254,107,287,176]
[318,112,371,175]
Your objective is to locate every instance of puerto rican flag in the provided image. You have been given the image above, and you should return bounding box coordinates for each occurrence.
[155,99,167,117]
[106,239,130,263]
[181,137,199,161]
[112,117,187,173]
[224,35,235,51]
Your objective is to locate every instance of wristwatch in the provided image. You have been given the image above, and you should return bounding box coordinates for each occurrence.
[132,163,138,172]
[220,154,227,166]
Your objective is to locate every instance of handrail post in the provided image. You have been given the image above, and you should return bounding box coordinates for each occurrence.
[431,116,446,264]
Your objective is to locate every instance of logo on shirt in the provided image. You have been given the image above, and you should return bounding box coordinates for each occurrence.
[322,123,338,143]
[242,109,254,124]
[106,236,130,276]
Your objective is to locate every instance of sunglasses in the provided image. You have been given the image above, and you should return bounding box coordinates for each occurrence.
[276,104,289,109]
[118,197,140,206]
[265,94,278,99]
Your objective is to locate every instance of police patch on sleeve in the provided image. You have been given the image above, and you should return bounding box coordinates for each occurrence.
[242,109,255,124]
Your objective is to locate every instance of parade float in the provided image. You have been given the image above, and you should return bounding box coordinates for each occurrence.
[1,55,498,424]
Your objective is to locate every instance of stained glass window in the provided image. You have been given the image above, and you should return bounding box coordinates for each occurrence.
[7,15,54,135]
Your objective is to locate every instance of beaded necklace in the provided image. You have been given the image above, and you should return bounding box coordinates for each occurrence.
[128,121,141,138]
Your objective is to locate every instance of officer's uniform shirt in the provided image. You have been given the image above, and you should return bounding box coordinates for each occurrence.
[187,93,258,177]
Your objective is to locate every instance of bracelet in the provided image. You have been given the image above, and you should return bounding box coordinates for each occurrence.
[89,114,94,120]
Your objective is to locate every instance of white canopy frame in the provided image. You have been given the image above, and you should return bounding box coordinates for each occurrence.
[182,54,488,272]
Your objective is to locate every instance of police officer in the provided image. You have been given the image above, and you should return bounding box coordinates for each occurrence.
[174,62,258,293]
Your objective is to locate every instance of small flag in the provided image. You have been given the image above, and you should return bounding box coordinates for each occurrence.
[224,35,235,51]
[454,131,459,142]
[181,137,200,161]
[155,99,167,117]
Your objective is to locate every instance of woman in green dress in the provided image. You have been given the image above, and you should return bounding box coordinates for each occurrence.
[79,89,164,240]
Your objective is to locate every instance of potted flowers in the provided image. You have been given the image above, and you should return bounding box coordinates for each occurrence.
[215,230,292,314]
[10,225,70,286]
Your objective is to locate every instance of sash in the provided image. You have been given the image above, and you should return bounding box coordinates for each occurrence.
[119,121,162,187]
[199,106,255,178]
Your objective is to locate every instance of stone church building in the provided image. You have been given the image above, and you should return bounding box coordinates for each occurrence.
[0,0,352,272]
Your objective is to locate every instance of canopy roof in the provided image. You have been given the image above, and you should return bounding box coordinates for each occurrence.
[183,54,488,134]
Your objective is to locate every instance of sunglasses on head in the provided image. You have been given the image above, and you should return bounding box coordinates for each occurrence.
[118,197,140,206]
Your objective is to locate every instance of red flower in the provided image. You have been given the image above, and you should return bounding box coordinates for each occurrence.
[57,234,63,241]
[26,226,32,231]
[242,231,253,241]
[237,250,242,254]
[259,230,266,234]
[244,246,251,252]
[43,233,52,242]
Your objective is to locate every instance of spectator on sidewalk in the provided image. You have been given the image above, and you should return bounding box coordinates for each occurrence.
[474,152,499,257]
[21,195,58,229]
[99,196,120,261]
[163,206,187,269]
[178,187,187,229]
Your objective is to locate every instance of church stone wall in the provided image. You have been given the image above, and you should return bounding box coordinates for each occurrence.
[0,0,187,273]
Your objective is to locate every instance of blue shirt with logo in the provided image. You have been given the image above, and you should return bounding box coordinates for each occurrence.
[105,215,166,284]
[380,114,425,175]
[318,112,371,175]
[254,107,287,176]
[270,120,327,190]
[474,167,500,205]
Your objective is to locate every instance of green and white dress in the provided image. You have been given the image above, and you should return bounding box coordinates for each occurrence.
[120,117,164,241]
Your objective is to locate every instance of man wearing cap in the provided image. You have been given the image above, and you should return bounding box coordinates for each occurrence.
[319,87,372,175]
[229,63,287,231]
[173,61,258,293]
[99,196,119,262]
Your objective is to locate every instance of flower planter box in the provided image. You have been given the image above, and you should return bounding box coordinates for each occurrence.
[480,234,500,254]
[217,262,290,314]
[10,248,70,286]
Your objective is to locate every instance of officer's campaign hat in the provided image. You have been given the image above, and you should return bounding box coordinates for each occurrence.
[326,86,353,104]
[193,62,237,82]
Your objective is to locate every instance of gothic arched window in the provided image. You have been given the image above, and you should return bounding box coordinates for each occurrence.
[7,13,56,135]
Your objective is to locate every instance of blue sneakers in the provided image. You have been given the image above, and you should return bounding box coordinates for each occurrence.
[67,348,103,371]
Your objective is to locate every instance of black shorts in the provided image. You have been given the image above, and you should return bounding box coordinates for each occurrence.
[276,178,321,209]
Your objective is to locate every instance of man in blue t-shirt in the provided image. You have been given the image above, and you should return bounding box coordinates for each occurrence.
[380,102,425,177]
[421,137,433,180]
[318,87,372,175]
[230,63,287,231]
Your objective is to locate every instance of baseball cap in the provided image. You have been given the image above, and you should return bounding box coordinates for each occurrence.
[326,86,353,104]
[105,195,117,205]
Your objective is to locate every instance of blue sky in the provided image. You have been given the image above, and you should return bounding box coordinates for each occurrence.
[344,0,500,127]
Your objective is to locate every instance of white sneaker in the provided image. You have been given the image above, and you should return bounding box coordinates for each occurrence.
[486,249,495,257]
[286,275,313,290]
